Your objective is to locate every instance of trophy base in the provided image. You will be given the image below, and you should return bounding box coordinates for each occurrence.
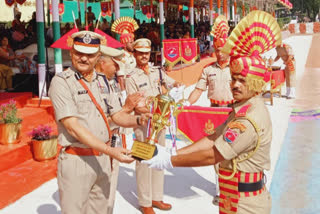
[131,140,158,161]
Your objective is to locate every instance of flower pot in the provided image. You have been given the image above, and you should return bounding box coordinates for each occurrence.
[32,138,58,161]
[0,122,21,145]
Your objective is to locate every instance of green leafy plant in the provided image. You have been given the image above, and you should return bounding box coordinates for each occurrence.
[0,100,22,124]
[29,124,57,141]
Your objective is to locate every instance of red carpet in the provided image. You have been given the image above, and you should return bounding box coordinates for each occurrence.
[0,93,58,209]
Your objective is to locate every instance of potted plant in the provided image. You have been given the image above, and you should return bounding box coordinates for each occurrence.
[29,124,58,161]
[0,99,22,144]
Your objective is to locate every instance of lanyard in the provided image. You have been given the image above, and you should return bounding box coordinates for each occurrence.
[77,78,112,140]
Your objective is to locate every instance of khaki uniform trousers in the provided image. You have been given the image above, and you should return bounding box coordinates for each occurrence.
[58,150,112,214]
[107,159,120,214]
[135,127,166,207]
[237,190,272,214]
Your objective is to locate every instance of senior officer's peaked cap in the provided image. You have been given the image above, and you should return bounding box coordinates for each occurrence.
[71,31,104,54]
[100,45,125,70]
[133,38,151,52]
[100,45,124,58]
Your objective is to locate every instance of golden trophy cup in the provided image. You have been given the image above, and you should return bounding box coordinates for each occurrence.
[131,93,181,161]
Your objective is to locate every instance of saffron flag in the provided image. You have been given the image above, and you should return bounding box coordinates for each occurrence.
[177,106,232,143]
[94,29,124,48]
[180,38,197,64]
[163,39,181,66]
[50,28,79,49]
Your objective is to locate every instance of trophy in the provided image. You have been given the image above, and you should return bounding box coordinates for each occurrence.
[131,93,181,161]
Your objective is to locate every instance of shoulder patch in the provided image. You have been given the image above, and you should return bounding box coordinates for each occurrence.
[227,121,246,132]
[224,128,239,143]
[56,69,73,79]
[203,61,216,69]
[236,104,252,117]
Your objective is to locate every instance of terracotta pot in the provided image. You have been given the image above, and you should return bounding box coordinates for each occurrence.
[32,138,58,161]
[0,122,21,145]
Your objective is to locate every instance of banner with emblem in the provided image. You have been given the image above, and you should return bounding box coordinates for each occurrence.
[180,38,198,64]
[163,39,181,67]
[16,0,26,5]
[176,106,232,143]
[101,2,112,17]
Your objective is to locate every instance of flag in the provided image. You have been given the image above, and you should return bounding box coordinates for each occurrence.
[50,28,79,49]
[94,28,124,48]
[163,39,181,67]
[180,38,197,64]
[177,106,232,143]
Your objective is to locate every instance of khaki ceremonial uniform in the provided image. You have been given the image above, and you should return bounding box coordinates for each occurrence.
[196,63,233,106]
[125,66,175,207]
[212,96,272,214]
[104,77,124,214]
[117,50,136,77]
[277,45,296,88]
[48,67,121,214]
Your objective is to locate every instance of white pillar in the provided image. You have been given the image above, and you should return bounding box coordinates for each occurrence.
[114,0,120,19]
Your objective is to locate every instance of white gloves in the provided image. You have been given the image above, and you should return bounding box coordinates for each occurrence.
[141,144,173,170]
[169,86,185,103]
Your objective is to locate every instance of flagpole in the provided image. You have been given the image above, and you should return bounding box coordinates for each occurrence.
[77,0,81,27]
[36,0,47,97]
[96,12,101,29]
[52,0,62,74]
[159,0,164,66]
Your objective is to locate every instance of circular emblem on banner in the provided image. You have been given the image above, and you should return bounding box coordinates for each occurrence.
[83,33,92,44]
[168,48,177,58]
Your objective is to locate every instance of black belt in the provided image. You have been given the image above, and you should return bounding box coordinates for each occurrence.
[238,179,264,192]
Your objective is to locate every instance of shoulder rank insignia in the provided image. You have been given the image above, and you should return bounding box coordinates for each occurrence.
[224,128,239,143]
[204,119,215,135]
[236,104,252,117]
[227,121,246,133]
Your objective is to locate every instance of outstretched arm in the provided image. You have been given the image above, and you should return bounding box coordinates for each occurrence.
[187,88,204,105]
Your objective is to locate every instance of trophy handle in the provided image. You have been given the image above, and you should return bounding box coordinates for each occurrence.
[172,99,184,117]
[145,96,157,112]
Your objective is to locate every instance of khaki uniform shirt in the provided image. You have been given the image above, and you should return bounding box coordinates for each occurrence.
[213,96,272,173]
[104,77,123,130]
[48,67,121,148]
[195,63,233,103]
[125,66,176,98]
[125,66,176,141]
[117,50,136,77]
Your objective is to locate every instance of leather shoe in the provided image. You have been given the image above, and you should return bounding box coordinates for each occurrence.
[152,200,172,210]
[140,206,155,214]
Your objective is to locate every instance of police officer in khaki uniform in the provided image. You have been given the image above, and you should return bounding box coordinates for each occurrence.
[143,11,281,214]
[48,31,149,214]
[187,15,233,107]
[125,38,181,214]
[95,45,127,214]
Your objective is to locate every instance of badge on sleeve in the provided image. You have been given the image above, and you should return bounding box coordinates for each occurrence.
[224,128,239,143]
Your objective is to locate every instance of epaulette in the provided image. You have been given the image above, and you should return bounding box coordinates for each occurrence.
[56,68,73,79]
[235,104,252,117]
[203,61,217,70]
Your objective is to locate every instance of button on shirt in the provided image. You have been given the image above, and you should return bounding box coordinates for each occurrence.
[48,67,122,148]
[196,63,233,103]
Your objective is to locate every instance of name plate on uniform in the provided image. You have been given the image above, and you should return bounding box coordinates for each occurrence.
[131,141,158,161]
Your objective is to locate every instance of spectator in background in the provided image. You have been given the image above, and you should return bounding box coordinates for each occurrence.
[100,18,109,32]
[28,12,37,33]
[87,6,96,26]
